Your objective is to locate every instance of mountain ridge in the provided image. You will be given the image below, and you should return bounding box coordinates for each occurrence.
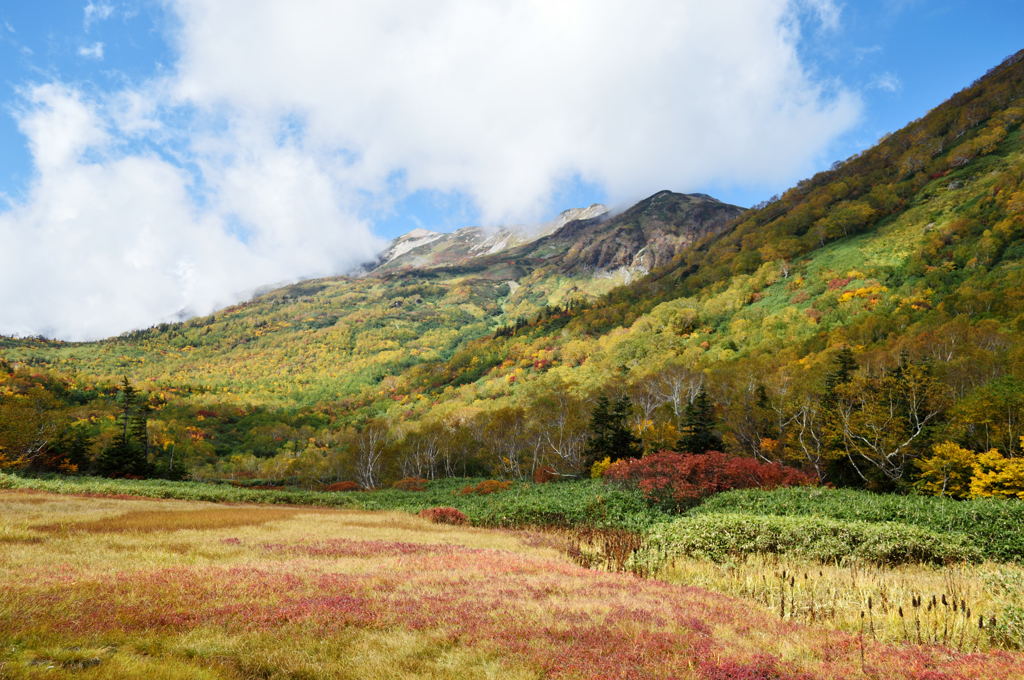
[367,203,611,274]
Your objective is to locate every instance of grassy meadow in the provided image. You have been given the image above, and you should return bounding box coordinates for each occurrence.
[3,485,1024,679]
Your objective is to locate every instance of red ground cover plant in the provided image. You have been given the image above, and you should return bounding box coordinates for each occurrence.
[392,477,429,492]
[418,507,469,525]
[604,451,815,511]
[323,481,362,492]
[459,480,513,495]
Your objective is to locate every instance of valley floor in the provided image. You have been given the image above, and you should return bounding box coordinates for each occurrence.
[2,490,1023,679]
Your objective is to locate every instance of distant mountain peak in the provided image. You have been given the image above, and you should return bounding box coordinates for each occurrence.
[369,203,610,273]
[402,228,439,239]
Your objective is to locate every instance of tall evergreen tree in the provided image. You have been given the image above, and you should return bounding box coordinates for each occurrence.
[94,376,153,478]
[676,386,723,454]
[585,395,641,463]
[823,347,857,408]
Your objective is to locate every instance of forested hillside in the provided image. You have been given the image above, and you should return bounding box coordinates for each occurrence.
[3,50,1024,494]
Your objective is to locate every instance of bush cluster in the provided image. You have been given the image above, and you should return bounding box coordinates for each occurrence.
[459,480,513,495]
[532,466,558,484]
[392,477,429,492]
[693,486,1024,563]
[633,513,980,572]
[418,506,468,525]
[604,451,815,512]
[323,481,362,492]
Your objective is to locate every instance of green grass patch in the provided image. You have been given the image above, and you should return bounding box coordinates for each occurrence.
[0,473,667,532]
[632,513,980,572]
[691,487,1024,563]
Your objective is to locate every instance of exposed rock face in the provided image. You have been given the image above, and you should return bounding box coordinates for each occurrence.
[377,228,444,264]
[369,204,609,273]
[552,191,744,275]
[365,191,741,282]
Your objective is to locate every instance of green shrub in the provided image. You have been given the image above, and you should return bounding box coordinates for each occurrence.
[691,487,1024,563]
[632,513,980,573]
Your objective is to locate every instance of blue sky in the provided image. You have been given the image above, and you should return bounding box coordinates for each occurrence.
[0,1,1021,339]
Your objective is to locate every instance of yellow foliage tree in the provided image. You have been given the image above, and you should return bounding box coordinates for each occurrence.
[914,441,976,498]
[590,456,613,479]
[969,447,1024,499]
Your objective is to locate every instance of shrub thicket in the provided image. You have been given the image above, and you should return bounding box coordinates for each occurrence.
[459,480,513,495]
[604,451,815,511]
[418,506,468,525]
[324,481,362,492]
[693,487,1024,563]
[633,513,980,572]
[392,477,428,492]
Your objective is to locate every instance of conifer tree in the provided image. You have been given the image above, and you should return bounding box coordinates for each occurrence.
[585,395,641,463]
[677,386,723,454]
[94,376,153,478]
[823,347,857,409]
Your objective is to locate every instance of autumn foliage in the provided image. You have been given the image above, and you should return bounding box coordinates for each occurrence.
[604,451,815,511]
[459,480,513,495]
[533,465,558,483]
[392,477,429,492]
[323,481,362,492]
[418,506,469,525]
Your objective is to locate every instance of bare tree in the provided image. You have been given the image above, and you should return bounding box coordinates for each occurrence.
[653,363,703,424]
[832,362,949,483]
[354,420,391,489]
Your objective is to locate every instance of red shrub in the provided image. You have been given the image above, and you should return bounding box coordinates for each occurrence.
[392,477,429,492]
[324,481,362,492]
[604,451,815,511]
[533,466,558,484]
[459,480,513,495]
[418,507,469,525]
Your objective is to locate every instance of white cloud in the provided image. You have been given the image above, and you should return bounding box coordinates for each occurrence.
[78,42,104,59]
[870,71,901,93]
[800,0,842,31]
[15,84,109,171]
[83,1,114,30]
[169,0,859,223]
[0,0,861,340]
[0,85,382,340]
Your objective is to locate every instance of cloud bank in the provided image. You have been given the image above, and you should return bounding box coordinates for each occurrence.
[0,0,860,340]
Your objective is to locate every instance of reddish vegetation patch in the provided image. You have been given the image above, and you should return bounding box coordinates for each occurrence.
[533,466,558,484]
[700,654,815,680]
[459,480,513,495]
[34,507,303,534]
[323,481,362,492]
[418,506,469,525]
[605,451,815,511]
[392,477,429,492]
[5,538,1023,679]
[262,538,451,558]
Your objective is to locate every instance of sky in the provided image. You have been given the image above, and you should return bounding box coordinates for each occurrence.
[0,1,1021,341]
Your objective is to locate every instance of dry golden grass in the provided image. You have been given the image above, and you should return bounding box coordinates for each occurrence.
[658,553,1024,651]
[34,507,310,534]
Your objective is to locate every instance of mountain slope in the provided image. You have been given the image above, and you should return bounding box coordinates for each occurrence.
[3,50,1024,483]
[0,192,741,408]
